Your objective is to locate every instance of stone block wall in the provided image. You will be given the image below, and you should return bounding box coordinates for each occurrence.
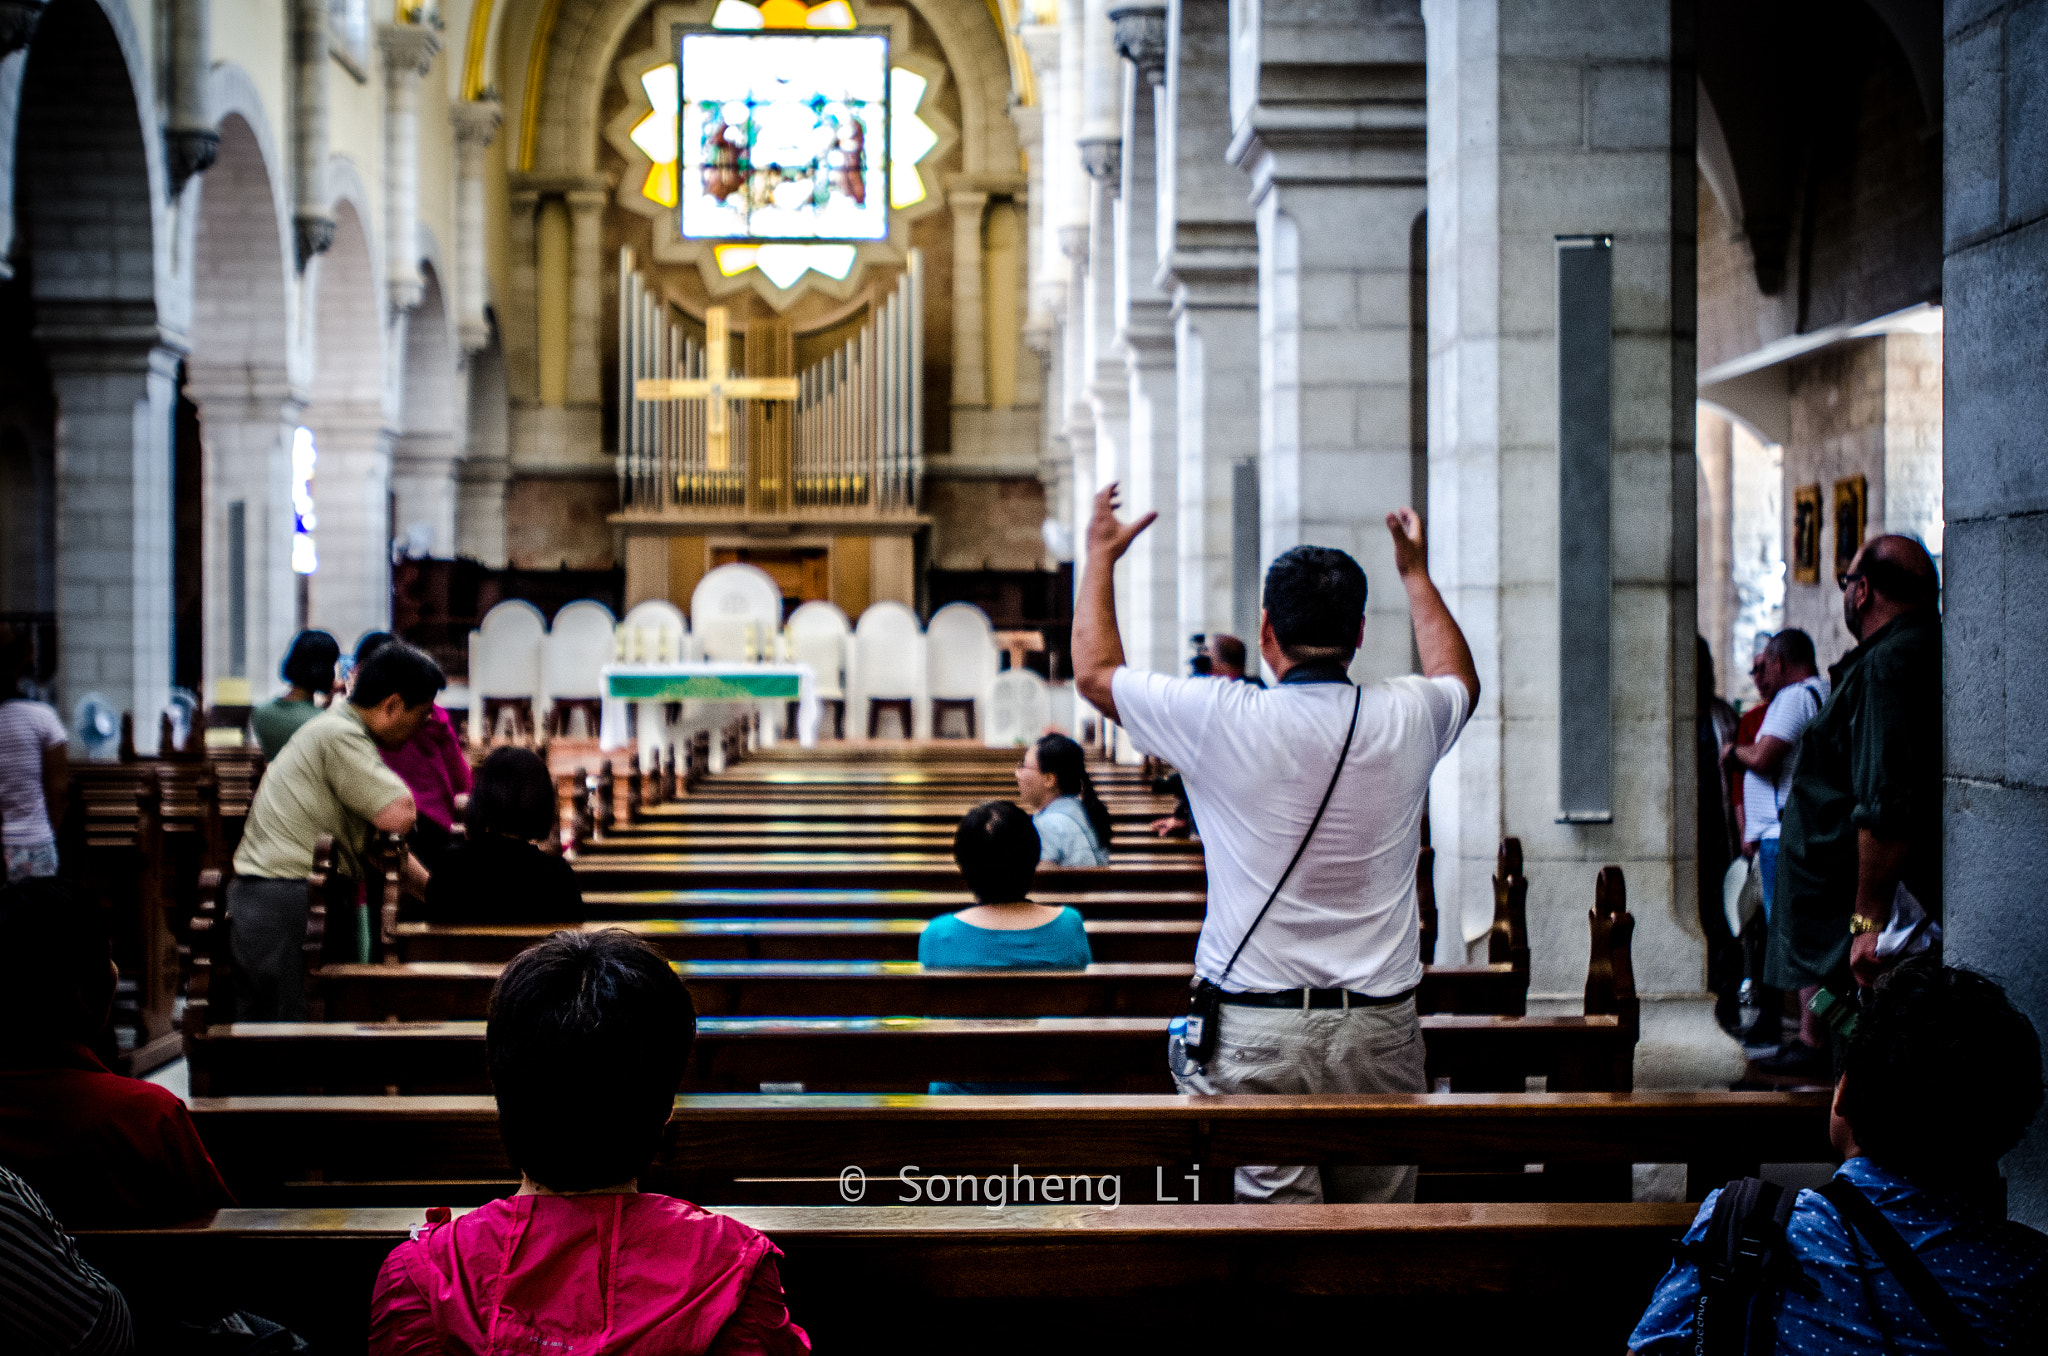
[1942,0,2048,1229]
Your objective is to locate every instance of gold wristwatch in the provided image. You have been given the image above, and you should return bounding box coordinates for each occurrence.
[1848,913,1884,936]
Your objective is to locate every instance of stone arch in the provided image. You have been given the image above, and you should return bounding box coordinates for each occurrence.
[188,111,301,703]
[528,0,1017,178]
[15,0,176,740]
[392,261,464,557]
[303,199,391,650]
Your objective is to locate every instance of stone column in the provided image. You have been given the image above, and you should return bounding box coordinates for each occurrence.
[1942,0,2048,1224]
[292,0,334,267]
[185,370,304,703]
[565,188,607,409]
[305,409,394,649]
[379,23,441,313]
[1424,0,1710,1082]
[49,344,181,750]
[1161,0,1257,646]
[1113,13,1179,677]
[166,0,218,194]
[1231,0,1426,685]
[948,188,990,408]
[504,187,541,404]
[451,99,502,354]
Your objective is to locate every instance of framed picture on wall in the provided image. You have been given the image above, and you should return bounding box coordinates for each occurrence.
[1792,484,1823,584]
[1833,474,1868,577]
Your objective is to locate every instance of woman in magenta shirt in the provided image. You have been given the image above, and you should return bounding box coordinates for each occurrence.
[369,930,808,1355]
[352,633,472,874]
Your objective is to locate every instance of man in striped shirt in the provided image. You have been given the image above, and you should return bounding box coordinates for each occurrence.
[0,1165,132,1356]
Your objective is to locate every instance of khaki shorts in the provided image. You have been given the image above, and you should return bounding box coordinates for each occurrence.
[1170,994,1427,1204]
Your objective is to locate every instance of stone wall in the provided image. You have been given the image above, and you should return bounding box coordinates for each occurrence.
[924,475,1050,572]
[1942,0,2048,1228]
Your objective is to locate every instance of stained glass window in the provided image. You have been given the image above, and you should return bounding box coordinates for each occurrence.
[676,29,889,242]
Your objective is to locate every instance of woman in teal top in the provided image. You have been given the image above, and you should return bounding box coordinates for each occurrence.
[921,801,1093,1093]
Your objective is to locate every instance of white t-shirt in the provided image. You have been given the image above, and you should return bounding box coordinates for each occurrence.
[0,699,68,846]
[1741,676,1828,845]
[1110,667,1472,996]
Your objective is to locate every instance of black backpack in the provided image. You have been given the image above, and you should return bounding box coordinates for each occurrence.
[1687,1176,1993,1356]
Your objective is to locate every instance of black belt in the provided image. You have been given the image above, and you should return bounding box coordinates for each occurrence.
[1218,985,1417,1010]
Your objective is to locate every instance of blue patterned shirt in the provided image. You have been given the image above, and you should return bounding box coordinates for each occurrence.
[1631,1157,2048,1353]
[1033,796,1108,866]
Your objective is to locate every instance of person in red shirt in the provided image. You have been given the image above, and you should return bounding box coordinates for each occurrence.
[370,929,808,1355]
[0,879,233,1227]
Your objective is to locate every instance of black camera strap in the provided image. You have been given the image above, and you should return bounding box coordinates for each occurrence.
[1217,683,1365,989]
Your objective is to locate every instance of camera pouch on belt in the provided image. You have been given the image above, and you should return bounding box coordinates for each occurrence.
[1184,686,1362,1072]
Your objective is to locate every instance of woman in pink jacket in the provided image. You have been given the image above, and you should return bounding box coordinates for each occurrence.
[368,930,809,1355]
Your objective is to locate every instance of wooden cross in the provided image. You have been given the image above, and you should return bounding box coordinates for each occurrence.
[633,306,798,472]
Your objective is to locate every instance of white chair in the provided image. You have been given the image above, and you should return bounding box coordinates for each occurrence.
[618,599,689,663]
[690,563,786,663]
[784,600,852,739]
[985,668,1052,747]
[543,599,616,739]
[851,601,925,739]
[468,600,546,744]
[925,602,999,740]
[613,600,690,764]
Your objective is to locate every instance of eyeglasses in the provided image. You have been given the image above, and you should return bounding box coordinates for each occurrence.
[1836,570,1865,591]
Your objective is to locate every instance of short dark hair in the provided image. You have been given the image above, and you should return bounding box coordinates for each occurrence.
[487,930,697,1192]
[1839,957,2043,1182]
[280,630,341,694]
[353,631,397,667]
[1858,536,1939,610]
[1210,635,1248,673]
[1262,546,1367,656]
[468,747,560,842]
[1766,628,1816,673]
[0,878,115,1042]
[348,641,445,709]
[953,801,1041,903]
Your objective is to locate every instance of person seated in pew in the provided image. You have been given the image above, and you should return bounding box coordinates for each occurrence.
[920,802,1092,1095]
[1629,957,2046,1354]
[352,632,473,878]
[230,642,442,1013]
[1012,733,1112,866]
[370,930,808,1355]
[0,881,233,1227]
[0,1164,133,1355]
[422,747,583,925]
[249,629,339,761]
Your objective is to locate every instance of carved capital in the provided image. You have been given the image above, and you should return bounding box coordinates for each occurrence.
[450,97,504,153]
[165,128,222,196]
[295,215,336,272]
[1078,137,1122,186]
[1108,5,1168,85]
[376,22,441,79]
[0,0,49,57]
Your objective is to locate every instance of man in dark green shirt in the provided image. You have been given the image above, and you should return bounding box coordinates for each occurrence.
[1763,536,1941,1075]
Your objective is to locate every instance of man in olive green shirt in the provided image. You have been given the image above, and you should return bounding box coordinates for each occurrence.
[1763,536,1941,1075]
[229,642,445,1018]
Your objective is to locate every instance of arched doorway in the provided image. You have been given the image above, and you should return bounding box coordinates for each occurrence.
[14,0,172,743]
[188,112,298,707]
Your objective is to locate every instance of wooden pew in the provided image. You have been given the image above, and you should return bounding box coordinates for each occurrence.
[577,887,1212,921]
[75,1202,1696,1353]
[189,1089,1832,1208]
[394,917,1206,964]
[568,856,1211,893]
[314,960,1194,1020]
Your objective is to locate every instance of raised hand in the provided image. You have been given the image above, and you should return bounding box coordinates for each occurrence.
[1088,482,1158,564]
[1386,507,1428,578]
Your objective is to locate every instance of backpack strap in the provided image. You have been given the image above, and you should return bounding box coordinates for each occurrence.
[1691,1177,1796,1356]
[1816,1178,1992,1356]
